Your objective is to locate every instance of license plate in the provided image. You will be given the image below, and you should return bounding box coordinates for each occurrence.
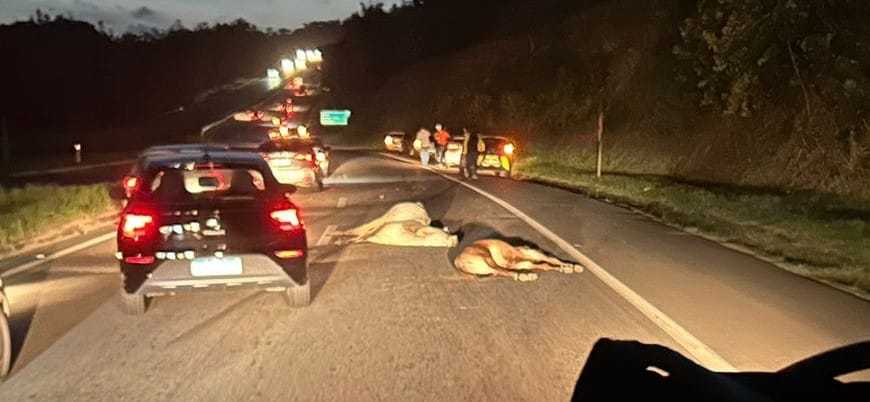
[190,256,243,277]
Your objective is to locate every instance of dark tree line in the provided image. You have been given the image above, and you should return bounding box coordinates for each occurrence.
[326,0,870,133]
[0,11,341,156]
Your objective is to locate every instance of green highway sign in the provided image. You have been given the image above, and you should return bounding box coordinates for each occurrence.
[320,110,352,126]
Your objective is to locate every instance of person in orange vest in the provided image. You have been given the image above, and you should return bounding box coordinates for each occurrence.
[434,123,451,165]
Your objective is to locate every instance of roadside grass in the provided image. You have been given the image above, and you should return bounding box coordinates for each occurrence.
[516,153,870,296]
[0,184,117,253]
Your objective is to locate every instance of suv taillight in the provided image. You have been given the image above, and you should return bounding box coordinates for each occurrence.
[270,206,302,231]
[120,212,155,241]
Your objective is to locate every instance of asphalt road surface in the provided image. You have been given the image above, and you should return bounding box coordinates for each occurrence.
[0,151,868,401]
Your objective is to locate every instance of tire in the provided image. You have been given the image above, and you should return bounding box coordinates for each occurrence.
[119,290,147,316]
[0,311,10,378]
[284,282,311,308]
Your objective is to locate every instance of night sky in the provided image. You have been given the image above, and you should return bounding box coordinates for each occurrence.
[0,0,401,32]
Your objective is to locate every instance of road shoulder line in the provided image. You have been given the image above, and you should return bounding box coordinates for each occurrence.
[378,152,737,372]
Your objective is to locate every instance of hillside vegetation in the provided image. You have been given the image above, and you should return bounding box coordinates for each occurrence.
[327,0,870,198]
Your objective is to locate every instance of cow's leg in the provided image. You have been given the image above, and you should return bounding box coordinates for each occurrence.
[491,267,538,282]
[515,247,584,273]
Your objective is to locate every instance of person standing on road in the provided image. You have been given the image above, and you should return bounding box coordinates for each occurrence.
[434,124,451,165]
[415,126,434,166]
[461,128,483,179]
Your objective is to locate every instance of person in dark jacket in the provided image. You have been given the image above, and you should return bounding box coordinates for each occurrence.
[461,128,483,180]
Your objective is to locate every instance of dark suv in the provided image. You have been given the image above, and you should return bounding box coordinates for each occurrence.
[115,149,309,315]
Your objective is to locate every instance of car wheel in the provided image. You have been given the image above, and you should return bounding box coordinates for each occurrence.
[119,290,147,316]
[285,282,311,308]
[0,311,10,378]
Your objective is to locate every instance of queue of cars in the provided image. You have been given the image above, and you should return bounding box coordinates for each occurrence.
[113,148,309,315]
[112,78,329,315]
[387,131,517,178]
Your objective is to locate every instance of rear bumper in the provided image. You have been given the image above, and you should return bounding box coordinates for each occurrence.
[443,150,462,166]
[125,254,306,297]
[478,154,511,170]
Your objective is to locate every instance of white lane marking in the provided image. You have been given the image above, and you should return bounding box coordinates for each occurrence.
[337,197,348,209]
[1,232,116,278]
[10,160,135,178]
[200,114,234,135]
[379,152,737,372]
[316,225,338,247]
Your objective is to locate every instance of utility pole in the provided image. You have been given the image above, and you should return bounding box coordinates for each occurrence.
[596,110,604,178]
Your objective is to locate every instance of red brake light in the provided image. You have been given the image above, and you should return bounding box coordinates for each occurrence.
[120,213,155,241]
[270,208,301,231]
[270,200,303,232]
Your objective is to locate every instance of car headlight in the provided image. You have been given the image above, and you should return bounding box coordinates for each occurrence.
[413,139,422,151]
[384,136,392,146]
[503,143,515,156]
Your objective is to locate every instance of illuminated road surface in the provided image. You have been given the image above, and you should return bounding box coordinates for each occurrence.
[0,151,867,401]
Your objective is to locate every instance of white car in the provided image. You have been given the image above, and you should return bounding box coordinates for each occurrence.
[383,131,408,153]
[442,137,465,167]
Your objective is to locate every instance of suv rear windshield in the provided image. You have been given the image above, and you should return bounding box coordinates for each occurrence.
[147,166,268,202]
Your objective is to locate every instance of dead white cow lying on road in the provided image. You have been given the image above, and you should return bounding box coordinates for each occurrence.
[334,202,458,247]
[454,239,584,282]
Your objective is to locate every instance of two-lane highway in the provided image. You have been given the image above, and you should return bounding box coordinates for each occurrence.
[0,150,867,400]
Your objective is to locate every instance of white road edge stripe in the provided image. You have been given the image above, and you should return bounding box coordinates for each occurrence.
[316,225,338,247]
[379,152,737,372]
[1,232,116,278]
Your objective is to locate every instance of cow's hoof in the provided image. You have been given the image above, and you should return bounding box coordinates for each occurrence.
[515,273,539,282]
[560,263,583,273]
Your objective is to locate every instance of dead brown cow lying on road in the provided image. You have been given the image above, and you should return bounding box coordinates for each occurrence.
[335,202,583,281]
[454,239,584,282]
